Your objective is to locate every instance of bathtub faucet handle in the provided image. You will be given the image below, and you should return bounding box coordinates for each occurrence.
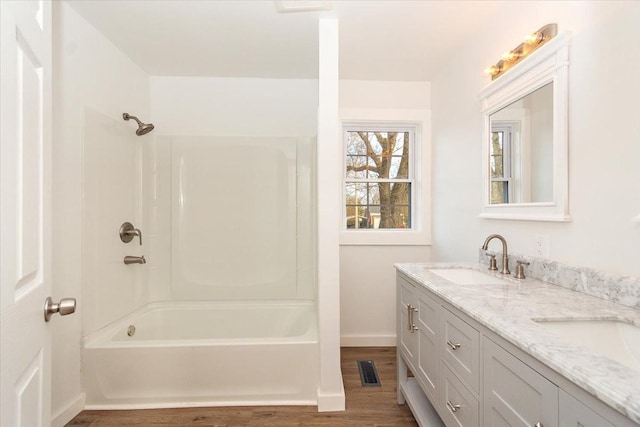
[120,222,142,245]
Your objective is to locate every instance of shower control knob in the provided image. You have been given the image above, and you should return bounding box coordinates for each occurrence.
[44,297,76,322]
[120,222,142,245]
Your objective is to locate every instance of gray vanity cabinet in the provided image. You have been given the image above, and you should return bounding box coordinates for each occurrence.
[397,275,445,426]
[483,337,558,427]
[559,391,615,427]
[396,271,639,427]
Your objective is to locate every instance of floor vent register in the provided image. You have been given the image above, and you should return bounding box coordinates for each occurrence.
[357,360,381,387]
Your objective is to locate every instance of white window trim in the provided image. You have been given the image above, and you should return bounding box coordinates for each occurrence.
[490,123,514,203]
[340,108,431,246]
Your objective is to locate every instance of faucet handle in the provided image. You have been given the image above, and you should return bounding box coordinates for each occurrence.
[486,254,498,271]
[120,222,142,245]
[514,260,530,279]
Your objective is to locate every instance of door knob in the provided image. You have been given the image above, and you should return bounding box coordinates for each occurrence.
[44,297,76,322]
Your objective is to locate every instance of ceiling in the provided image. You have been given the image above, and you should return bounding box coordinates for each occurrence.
[65,0,502,81]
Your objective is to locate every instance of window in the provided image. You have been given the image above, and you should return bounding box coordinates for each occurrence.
[490,124,513,204]
[344,126,413,230]
[340,116,429,246]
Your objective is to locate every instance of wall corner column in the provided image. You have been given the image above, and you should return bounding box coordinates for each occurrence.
[316,18,345,412]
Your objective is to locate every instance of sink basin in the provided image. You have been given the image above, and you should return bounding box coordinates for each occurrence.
[533,319,640,371]
[427,268,509,285]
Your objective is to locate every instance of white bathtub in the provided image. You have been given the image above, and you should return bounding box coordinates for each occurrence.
[82,300,318,409]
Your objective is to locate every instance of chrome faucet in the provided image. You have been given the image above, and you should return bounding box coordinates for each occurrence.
[124,255,146,265]
[481,234,510,275]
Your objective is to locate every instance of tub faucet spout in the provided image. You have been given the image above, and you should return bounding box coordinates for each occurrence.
[124,255,146,265]
[481,234,510,274]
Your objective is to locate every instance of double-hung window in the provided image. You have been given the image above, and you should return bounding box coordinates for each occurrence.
[490,124,513,204]
[341,121,429,245]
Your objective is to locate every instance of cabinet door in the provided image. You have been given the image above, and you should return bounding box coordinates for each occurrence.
[398,278,419,367]
[559,390,615,427]
[416,290,441,403]
[483,337,558,427]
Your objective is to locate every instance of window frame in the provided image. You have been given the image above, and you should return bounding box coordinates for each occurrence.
[490,124,514,204]
[340,109,431,246]
[344,125,414,230]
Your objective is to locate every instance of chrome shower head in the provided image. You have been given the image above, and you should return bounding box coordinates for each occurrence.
[122,113,154,136]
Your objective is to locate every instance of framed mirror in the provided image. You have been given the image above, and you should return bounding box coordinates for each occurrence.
[480,32,571,221]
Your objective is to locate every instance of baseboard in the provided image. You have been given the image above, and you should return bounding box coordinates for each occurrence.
[340,334,396,347]
[52,393,85,427]
[316,386,345,412]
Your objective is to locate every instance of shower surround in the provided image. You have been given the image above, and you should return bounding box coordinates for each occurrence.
[82,114,318,407]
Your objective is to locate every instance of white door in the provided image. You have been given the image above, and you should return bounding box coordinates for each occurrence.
[1,1,53,425]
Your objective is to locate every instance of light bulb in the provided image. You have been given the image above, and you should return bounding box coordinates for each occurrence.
[524,31,543,46]
[501,51,519,62]
[484,65,501,77]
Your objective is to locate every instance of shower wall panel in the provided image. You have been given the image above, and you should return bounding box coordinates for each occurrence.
[82,108,147,335]
[170,136,298,300]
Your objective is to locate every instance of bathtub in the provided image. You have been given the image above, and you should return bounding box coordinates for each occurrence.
[82,300,318,409]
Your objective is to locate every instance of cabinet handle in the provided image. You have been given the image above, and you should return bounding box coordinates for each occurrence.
[410,305,418,333]
[446,400,461,413]
[447,340,461,350]
[407,304,419,333]
[534,423,544,427]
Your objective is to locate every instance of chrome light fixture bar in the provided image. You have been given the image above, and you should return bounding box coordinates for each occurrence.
[485,23,558,80]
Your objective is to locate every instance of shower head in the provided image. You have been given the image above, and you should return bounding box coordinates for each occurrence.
[122,113,154,136]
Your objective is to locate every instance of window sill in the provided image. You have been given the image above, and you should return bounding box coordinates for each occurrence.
[339,229,431,246]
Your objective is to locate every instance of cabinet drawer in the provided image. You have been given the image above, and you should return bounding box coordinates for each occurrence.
[442,363,479,427]
[443,308,480,392]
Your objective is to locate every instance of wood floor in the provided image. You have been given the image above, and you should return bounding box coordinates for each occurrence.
[67,347,419,426]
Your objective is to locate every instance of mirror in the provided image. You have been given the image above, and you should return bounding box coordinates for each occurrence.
[480,32,570,221]
[489,82,553,204]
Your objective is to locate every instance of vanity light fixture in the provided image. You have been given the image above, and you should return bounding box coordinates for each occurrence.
[485,23,558,80]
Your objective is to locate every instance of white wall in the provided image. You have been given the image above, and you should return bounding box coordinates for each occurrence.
[339,80,432,346]
[150,77,318,137]
[52,2,150,424]
[431,1,640,276]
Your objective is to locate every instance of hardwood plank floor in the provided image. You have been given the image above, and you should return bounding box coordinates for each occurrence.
[67,347,418,426]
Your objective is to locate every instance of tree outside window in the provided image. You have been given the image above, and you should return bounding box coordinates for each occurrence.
[344,128,413,230]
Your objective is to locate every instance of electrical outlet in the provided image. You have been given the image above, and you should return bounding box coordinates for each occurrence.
[535,234,549,258]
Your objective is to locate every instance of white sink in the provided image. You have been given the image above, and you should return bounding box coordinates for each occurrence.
[533,319,640,371]
[427,268,509,285]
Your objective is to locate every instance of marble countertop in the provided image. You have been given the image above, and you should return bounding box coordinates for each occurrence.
[395,262,640,424]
